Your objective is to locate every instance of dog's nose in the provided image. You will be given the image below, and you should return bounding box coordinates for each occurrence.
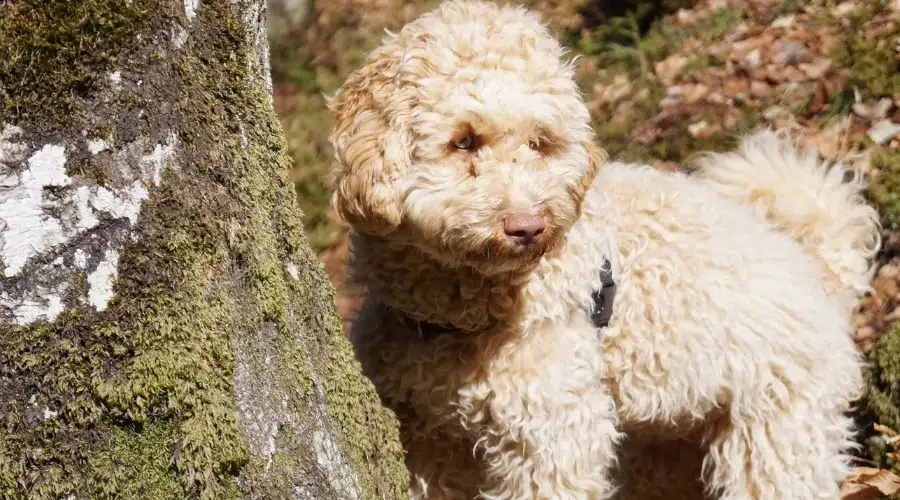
[504,214,545,244]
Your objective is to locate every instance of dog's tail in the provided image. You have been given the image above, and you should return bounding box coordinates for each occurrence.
[693,129,881,310]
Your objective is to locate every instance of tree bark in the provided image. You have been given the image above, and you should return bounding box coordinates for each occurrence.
[0,1,408,499]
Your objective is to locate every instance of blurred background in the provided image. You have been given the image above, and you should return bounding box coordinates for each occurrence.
[266,0,900,372]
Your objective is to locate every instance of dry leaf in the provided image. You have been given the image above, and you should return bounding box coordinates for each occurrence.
[683,83,710,104]
[750,80,772,98]
[800,58,832,79]
[868,119,900,145]
[654,54,689,85]
[840,467,900,500]
[723,78,751,97]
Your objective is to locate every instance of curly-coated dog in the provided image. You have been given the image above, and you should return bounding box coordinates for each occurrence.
[326,1,882,498]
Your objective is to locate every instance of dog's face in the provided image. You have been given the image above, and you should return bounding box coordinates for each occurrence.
[328,0,603,275]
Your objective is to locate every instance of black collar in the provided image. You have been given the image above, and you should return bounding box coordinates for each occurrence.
[405,258,616,341]
[590,258,616,329]
[402,314,465,340]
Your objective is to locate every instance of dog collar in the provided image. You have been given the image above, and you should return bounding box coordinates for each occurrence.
[590,258,616,329]
[408,257,616,341]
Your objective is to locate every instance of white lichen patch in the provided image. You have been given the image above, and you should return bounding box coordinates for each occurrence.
[1,130,180,324]
[74,249,87,268]
[141,132,178,186]
[286,262,299,280]
[3,292,66,325]
[172,25,189,49]
[108,71,122,90]
[0,132,159,278]
[184,0,199,22]
[87,247,119,311]
[239,123,249,149]
[43,407,59,420]
[0,144,70,276]
[87,138,109,154]
[71,181,149,231]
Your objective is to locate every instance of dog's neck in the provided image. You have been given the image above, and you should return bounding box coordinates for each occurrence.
[347,231,536,332]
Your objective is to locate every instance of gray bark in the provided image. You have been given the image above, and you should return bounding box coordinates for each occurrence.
[0,1,407,498]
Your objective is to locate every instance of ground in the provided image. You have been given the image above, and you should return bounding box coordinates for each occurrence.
[270,0,900,496]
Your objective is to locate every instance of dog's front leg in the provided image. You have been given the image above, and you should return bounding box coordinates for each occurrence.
[461,325,622,500]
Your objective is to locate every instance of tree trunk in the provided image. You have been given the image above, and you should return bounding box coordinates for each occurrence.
[0,1,408,499]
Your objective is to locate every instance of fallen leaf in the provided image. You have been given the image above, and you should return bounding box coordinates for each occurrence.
[750,80,772,98]
[875,422,900,438]
[873,98,895,119]
[723,78,751,97]
[744,48,762,70]
[840,467,900,500]
[800,58,832,79]
[868,119,900,144]
[763,105,789,121]
[855,99,895,121]
[834,1,860,17]
[675,9,696,26]
[683,83,710,103]
[688,120,721,138]
[774,39,809,65]
[655,54,689,85]
[770,14,795,28]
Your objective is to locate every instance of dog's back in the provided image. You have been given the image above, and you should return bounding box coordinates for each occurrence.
[693,130,881,315]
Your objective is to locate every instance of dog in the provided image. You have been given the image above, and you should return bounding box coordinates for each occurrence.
[325,1,882,498]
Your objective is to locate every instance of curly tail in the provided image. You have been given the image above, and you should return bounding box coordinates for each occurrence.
[693,129,881,313]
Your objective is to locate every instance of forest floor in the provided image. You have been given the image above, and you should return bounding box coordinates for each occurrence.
[269,0,900,496]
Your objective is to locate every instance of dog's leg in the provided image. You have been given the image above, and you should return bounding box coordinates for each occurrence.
[701,402,854,500]
[403,432,480,500]
[462,323,622,500]
[473,382,620,500]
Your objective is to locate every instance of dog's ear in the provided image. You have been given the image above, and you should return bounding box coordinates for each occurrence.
[571,141,606,206]
[327,56,412,237]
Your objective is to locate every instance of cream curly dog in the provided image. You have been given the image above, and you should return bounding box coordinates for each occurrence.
[326,1,882,498]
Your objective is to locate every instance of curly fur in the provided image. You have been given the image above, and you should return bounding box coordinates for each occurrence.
[326,2,882,498]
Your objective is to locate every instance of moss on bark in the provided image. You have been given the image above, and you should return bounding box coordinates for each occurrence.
[0,0,408,498]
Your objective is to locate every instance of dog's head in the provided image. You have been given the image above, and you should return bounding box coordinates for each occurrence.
[328,0,603,275]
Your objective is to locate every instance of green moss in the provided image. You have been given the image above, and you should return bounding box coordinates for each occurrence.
[777,0,808,15]
[864,322,900,471]
[0,0,155,131]
[829,2,900,99]
[866,149,900,230]
[268,6,412,493]
[89,422,185,499]
[295,276,409,499]
[1,0,408,498]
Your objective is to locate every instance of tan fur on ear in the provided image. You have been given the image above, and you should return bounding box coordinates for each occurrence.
[571,142,606,206]
[327,53,412,236]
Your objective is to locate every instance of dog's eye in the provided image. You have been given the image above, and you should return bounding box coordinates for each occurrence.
[528,139,539,151]
[452,134,475,151]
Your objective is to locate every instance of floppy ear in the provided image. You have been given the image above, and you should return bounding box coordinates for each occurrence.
[571,141,606,206]
[327,56,412,237]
